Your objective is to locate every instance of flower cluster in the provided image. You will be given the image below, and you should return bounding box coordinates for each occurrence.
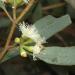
[19,22,46,43]
[19,22,46,57]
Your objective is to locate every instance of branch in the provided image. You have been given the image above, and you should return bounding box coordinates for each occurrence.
[43,2,65,11]
[0,1,17,61]
[16,0,35,23]
[0,45,15,52]
[0,0,36,61]
[3,8,13,22]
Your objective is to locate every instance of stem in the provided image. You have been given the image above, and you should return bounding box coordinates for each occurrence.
[3,8,13,22]
[0,0,17,60]
[0,24,16,60]
[0,0,36,61]
[43,2,65,11]
[13,0,16,20]
[16,0,35,23]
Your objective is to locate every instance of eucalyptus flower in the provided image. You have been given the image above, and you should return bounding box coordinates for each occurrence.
[19,22,46,44]
[18,22,46,58]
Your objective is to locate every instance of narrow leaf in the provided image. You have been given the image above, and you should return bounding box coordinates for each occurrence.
[35,15,71,40]
[36,47,75,66]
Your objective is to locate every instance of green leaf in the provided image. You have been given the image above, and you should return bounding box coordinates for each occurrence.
[36,46,75,66]
[35,15,71,40]
[0,0,5,9]
[1,47,19,63]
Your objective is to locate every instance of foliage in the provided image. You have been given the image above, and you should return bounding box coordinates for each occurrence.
[0,0,75,66]
[1,14,73,66]
[35,15,71,40]
[37,47,75,65]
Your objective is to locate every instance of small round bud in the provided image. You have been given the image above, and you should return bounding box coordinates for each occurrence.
[15,37,20,44]
[20,51,27,57]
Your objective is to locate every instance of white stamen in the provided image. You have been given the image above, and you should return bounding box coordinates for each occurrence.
[19,22,46,43]
[19,22,46,59]
[23,0,30,4]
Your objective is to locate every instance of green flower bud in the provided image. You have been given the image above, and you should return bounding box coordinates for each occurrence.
[15,37,20,44]
[20,46,27,57]
[24,46,34,52]
[5,0,24,7]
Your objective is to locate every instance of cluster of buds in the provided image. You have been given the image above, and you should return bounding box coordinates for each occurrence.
[16,22,46,59]
[1,0,30,7]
